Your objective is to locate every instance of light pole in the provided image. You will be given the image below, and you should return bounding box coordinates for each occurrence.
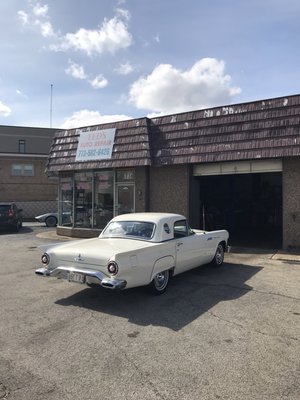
[50,83,53,128]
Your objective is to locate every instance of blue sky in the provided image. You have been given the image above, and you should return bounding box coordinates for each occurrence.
[0,0,299,129]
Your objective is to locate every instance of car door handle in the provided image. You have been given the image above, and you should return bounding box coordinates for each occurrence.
[177,242,183,247]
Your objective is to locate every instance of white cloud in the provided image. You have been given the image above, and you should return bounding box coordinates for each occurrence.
[114,62,134,75]
[34,19,55,37]
[33,3,49,18]
[16,89,28,99]
[18,2,55,38]
[53,14,132,56]
[65,61,87,80]
[128,58,241,113]
[0,101,12,117]
[115,8,131,21]
[17,10,29,25]
[65,62,108,88]
[17,3,132,56]
[89,75,108,89]
[59,110,131,129]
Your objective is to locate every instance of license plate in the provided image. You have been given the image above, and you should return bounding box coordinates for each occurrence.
[68,271,85,284]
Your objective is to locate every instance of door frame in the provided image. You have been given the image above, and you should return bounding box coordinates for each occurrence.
[114,183,135,216]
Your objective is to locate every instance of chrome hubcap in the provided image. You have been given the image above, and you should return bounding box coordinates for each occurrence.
[216,246,224,264]
[153,271,169,291]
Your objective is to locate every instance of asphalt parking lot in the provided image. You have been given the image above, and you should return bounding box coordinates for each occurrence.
[0,223,299,400]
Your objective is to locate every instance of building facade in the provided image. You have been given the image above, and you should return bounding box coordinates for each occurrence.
[0,125,58,218]
[46,94,300,250]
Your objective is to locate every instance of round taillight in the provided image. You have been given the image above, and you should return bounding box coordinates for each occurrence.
[41,253,50,265]
[107,261,118,276]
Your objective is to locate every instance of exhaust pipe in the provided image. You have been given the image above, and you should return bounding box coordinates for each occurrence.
[35,267,50,276]
[101,278,127,290]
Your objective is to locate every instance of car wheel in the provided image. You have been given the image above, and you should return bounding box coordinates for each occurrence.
[149,270,170,295]
[45,216,57,227]
[211,243,225,267]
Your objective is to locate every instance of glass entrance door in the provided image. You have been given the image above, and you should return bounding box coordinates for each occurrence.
[116,184,135,215]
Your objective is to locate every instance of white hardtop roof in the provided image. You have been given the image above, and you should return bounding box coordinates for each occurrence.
[106,213,187,242]
[111,212,185,224]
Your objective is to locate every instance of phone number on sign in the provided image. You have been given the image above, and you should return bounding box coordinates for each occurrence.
[77,148,110,158]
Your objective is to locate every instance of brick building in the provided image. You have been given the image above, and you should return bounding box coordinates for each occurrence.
[45,94,300,250]
[0,125,58,219]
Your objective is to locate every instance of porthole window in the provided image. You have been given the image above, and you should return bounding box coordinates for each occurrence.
[164,223,170,234]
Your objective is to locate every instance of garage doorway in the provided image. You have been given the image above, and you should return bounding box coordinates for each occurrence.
[195,172,282,248]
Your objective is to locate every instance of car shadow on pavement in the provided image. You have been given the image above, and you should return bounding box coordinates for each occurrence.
[55,262,262,331]
[0,227,33,235]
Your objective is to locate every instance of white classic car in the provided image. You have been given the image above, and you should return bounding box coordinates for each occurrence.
[35,213,229,294]
[35,212,59,227]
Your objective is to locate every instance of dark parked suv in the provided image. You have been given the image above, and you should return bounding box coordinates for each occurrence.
[0,203,23,232]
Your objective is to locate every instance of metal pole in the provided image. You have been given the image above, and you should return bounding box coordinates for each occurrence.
[50,83,53,128]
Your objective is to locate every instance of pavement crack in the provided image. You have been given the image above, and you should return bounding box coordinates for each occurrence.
[249,288,300,301]
[208,311,299,342]
[201,282,300,301]
[0,383,9,399]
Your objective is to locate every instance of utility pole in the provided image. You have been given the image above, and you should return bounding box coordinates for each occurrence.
[50,83,53,128]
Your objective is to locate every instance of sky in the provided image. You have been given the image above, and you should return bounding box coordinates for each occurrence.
[0,0,300,130]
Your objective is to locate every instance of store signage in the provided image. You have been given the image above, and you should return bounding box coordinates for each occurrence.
[75,128,116,162]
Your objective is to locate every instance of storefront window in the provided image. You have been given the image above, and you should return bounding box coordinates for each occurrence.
[94,171,114,228]
[58,168,136,230]
[59,176,73,226]
[74,172,93,228]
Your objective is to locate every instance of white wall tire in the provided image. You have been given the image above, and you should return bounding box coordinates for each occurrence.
[211,243,225,267]
[149,270,170,294]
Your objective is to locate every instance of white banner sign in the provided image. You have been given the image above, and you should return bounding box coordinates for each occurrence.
[75,128,116,162]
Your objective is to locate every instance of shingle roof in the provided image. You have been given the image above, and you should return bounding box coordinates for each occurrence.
[46,118,151,173]
[46,94,300,173]
[150,94,300,166]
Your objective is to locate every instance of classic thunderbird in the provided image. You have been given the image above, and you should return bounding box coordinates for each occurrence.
[35,213,229,294]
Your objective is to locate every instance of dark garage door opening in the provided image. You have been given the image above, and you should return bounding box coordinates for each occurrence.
[196,172,282,248]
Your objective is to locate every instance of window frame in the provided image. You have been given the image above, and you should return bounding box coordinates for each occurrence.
[11,164,34,177]
[18,140,26,153]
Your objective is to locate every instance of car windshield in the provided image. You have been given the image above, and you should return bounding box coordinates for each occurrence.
[102,221,155,239]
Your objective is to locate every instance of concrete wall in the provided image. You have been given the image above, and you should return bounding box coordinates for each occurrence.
[282,157,300,250]
[149,165,190,217]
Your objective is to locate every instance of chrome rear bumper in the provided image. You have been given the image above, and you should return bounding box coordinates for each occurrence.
[35,266,127,290]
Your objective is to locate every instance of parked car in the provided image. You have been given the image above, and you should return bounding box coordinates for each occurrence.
[35,209,75,227]
[35,212,58,227]
[0,202,23,232]
[35,213,229,294]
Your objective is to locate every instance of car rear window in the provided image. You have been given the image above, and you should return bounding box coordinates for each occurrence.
[102,221,155,239]
[0,205,10,213]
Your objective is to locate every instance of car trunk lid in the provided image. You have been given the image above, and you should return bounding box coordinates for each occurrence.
[51,237,154,268]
